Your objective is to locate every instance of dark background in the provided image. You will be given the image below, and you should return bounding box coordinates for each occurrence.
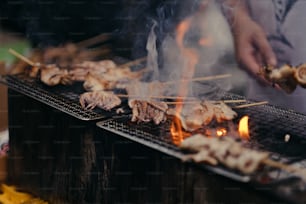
[0,0,201,57]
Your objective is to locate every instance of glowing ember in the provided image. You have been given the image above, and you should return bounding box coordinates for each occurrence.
[170,115,191,146]
[238,116,250,140]
[216,127,227,137]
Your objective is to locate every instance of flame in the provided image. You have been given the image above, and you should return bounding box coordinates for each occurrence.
[170,115,191,146]
[170,16,200,146]
[216,127,227,137]
[238,116,250,140]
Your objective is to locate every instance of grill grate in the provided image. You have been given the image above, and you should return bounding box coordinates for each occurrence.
[96,90,306,185]
[2,74,119,121]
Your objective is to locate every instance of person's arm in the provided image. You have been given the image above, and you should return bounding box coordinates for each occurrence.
[219,0,277,83]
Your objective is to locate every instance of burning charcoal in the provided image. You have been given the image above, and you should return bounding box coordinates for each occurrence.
[128,99,168,125]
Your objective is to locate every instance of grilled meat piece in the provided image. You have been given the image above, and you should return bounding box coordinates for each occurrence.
[167,101,237,132]
[40,64,71,86]
[261,64,297,93]
[128,99,168,125]
[79,91,121,110]
[180,134,269,174]
[294,63,306,88]
[83,73,119,91]
[69,60,117,81]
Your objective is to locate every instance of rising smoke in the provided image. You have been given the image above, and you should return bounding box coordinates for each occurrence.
[130,0,248,98]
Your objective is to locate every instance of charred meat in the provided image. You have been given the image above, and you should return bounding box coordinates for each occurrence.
[79,91,121,110]
[128,99,168,125]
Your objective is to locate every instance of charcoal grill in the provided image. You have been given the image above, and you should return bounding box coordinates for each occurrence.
[96,90,306,204]
[0,56,145,121]
[3,63,306,203]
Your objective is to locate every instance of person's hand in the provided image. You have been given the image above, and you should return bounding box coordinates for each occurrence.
[231,16,277,84]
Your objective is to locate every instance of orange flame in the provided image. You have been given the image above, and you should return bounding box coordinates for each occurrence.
[170,16,200,146]
[170,115,191,146]
[238,116,250,140]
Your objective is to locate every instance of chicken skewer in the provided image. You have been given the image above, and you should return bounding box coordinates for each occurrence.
[260,63,306,93]
[9,48,72,86]
[180,134,306,180]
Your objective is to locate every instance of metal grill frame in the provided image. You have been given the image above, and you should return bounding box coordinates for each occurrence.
[1,74,105,121]
[96,89,306,185]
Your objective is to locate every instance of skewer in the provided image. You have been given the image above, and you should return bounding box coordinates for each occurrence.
[221,99,247,103]
[163,74,232,85]
[116,94,196,100]
[233,101,268,109]
[165,99,247,105]
[8,48,35,67]
[75,33,112,48]
[262,159,306,179]
[84,47,112,58]
[117,57,147,68]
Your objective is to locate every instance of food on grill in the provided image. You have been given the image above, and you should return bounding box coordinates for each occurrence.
[70,59,146,91]
[167,101,237,132]
[180,134,269,174]
[128,99,168,125]
[79,91,121,110]
[40,64,72,86]
[68,60,117,81]
[294,63,306,88]
[27,63,41,78]
[83,73,118,91]
[43,43,110,68]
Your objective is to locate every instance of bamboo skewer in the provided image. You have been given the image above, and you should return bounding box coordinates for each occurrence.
[262,159,306,180]
[162,74,232,85]
[165,99,247,105]
[75,33,112,48]
[8,48,35,67]
[116,94,197,100]
[117,57,147,68]
[221,99,247,103]
[233,101,268,109]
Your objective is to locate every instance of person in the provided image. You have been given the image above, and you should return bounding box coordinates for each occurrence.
[219,0,306,114]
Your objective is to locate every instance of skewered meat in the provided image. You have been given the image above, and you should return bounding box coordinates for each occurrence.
[180,134,269,174]
[79,91,121,110]
[40,64,71,86]
[82,67,145,91]
[167,101,237,132]
[294,64,306,88]
[83,73,118,91]
[43,43,109,68]
[128,99,168,125]
[72,60,116,72]
[68,60,117,81]
[262,64,297,93]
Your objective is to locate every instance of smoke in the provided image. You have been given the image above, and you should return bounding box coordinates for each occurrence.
[146,20,159,81]
[124,0,248,98]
